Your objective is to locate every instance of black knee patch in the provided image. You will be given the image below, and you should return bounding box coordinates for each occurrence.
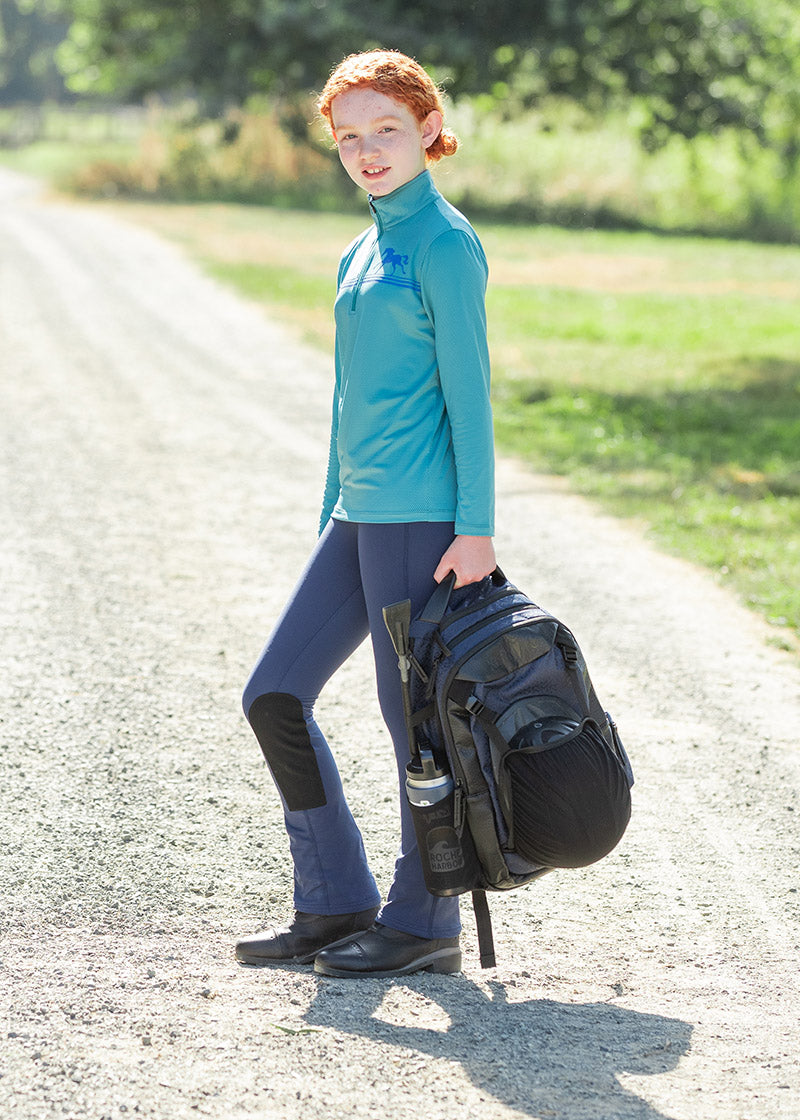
[247,692,327,811]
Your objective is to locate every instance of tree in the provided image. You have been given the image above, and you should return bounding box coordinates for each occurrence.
[0,0,71,102]
[51,0,363,105]
[535,0,800,151]
[49,0,800,158]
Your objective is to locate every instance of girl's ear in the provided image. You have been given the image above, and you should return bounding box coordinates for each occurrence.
[421,110,443,150]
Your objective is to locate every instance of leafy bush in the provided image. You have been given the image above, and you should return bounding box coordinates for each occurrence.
[65,100,354,209]
[4,96,799,241]
[441,99,800,242]
[55,96,800,242]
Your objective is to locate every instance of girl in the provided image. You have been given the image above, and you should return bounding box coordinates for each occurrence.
[236,50,496,978]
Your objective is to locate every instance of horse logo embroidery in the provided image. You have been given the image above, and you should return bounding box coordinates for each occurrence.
[382,248,409,275]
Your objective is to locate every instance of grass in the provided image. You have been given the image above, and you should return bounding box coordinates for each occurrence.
[5,171,798,645]
[0,137,136,182]
[482,226,800,644]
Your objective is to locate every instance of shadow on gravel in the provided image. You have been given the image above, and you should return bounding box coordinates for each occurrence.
[304,974,691,1118]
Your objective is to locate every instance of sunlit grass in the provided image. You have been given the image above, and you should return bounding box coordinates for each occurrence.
[0,137,135,181]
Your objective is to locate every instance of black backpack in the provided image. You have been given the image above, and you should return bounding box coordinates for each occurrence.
[384,568,633,967]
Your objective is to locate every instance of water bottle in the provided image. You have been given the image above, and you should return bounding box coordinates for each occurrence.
[405,747,481,896]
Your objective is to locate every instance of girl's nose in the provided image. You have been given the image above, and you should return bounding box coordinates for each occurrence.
[360,134,380,161]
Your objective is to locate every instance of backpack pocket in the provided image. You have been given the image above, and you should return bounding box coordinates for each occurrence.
[499,714,632,868]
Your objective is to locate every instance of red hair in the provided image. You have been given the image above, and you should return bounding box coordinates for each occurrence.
[317,50,458,163]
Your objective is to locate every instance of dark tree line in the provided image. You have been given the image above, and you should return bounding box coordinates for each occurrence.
[3,0,799,162]
[0,0,71,102]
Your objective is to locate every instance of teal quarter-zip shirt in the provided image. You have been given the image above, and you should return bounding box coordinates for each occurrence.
[320,170,495,537]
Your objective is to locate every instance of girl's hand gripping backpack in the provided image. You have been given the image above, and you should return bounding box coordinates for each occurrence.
[383,568,634,968]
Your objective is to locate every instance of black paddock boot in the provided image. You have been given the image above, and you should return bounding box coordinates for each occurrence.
[235,907,380,966]
[314,923,461,978]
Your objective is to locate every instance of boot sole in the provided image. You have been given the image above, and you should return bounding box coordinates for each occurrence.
[313,947,462,979]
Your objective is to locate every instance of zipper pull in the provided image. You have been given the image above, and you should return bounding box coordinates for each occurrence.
[453,782,465,831]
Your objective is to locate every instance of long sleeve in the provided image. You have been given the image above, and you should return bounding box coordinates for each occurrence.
[420,228,495,536]
[319,384,341,535]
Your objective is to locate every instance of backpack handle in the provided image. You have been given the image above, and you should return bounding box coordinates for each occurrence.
[418,571,457,625]
[418,566,507,626]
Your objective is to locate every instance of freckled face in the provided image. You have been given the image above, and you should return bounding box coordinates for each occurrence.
[331,87,442,197]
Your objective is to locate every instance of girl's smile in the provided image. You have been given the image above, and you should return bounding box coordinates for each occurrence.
[330,88,442,196]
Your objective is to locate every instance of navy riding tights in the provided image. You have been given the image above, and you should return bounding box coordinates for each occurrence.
[242,518,461,938]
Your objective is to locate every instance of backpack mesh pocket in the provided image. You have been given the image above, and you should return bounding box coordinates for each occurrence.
[502,719,631,868]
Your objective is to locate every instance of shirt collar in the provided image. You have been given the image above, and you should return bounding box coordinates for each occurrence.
[369,170,438,232]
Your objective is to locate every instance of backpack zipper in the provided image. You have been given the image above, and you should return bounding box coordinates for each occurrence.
[441,600,545,656]
[439,586,519,630]
[424,601,525,698]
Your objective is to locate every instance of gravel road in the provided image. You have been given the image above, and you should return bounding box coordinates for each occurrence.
[2,166,799,1120]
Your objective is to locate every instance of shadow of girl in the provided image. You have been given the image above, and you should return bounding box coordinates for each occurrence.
[303,974,691,1118]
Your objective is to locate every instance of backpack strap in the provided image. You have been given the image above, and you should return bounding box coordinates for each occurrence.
[471,888,496,968]
[462,698,518,849]
[555,624,580,669]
